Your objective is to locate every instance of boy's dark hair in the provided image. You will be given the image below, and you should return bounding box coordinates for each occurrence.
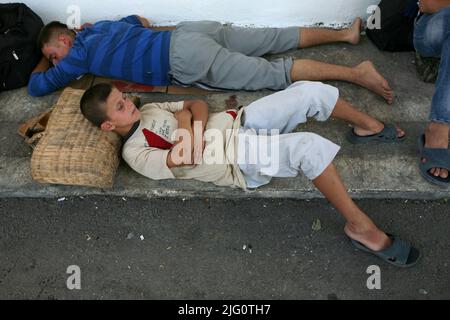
[37,21,72,49]
[80,83,114,127]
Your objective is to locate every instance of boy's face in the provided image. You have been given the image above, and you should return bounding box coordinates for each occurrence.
[42,34,72,65]
[101,87,141,133]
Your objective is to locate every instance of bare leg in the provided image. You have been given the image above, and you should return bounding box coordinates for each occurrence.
[313,163,392,251]
[299,18,362,48]
[331,98,405,138]
[422,122,450,178]
[290,60,394,104]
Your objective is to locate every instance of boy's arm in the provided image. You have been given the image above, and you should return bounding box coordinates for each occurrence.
[167,109,195,168]
[419,0,450,13]
[123,146,176,180]
[183,100,209,164]
[147,100,208,167]
[124,111,194,176]
[183,100,209,132]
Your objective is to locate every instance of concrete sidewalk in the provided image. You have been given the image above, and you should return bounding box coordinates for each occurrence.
[1,36,448,199]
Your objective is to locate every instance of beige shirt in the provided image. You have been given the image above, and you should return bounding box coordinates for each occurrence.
[122,101,247,189]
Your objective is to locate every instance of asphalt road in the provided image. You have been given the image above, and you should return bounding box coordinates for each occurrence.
[0,196,449,300]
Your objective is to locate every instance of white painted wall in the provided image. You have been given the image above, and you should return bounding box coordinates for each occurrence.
[16,0,381,28]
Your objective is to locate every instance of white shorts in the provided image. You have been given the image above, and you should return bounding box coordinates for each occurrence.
[237,81,341,188]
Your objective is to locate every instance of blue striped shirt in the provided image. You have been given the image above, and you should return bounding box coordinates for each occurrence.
[28,15,172,97]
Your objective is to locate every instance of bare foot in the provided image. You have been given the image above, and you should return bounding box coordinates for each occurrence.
[346,17,362,45]
[354,61,394,104]
[344,222,392,252]
[422,122,450,178]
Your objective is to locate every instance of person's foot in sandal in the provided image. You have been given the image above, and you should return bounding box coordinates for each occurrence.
[312,163,421,268]
[344,221,421,268]
[347,122,406,144]
[326,98,405,144]
[419,122,450,186]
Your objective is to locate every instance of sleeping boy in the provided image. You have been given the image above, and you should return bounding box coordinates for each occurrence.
[80,80,420,268]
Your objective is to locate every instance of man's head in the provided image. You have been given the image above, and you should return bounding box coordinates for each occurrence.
[80,83,141,136]
[37,21,75,65]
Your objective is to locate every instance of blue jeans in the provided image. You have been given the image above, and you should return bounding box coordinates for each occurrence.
[413,6,450,125]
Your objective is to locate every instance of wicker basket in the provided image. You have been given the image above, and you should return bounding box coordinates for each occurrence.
[31,88,122,188]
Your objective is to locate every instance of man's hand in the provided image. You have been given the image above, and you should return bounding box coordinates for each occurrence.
[419,0,450,14]
[31,56,50,74]
[74,23,93,32]
[136,16,152,28]
[135,15,176,31]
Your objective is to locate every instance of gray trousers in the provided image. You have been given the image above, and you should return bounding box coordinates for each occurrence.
[169,21,299,91]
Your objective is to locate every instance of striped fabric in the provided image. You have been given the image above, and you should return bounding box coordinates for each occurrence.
[28,15,172,96]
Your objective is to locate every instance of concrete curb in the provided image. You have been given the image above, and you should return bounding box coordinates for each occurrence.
[1,38,449,200]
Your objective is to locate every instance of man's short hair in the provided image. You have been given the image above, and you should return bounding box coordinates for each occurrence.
[37,21,71,49]
[80,83,114,127]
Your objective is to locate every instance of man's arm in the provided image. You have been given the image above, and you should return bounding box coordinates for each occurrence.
[136,16,151,28]
[136,15,176,31]
[118,14,175,30]
[32,56,51,73]
[28,57,87,97]
[419,0,450,14]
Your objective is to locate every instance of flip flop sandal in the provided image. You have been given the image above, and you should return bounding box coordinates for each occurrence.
[350,233,421,268]
[418,134,450,187]
[346,123,406,144]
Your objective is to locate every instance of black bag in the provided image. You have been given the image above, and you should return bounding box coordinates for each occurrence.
[0,3,43,92]
[366,0,419,52]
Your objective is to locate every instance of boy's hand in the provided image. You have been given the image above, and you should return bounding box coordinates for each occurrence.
[193,140,205,164]
[419,0,450,14]
[183,100,209,165]
[173,101,209,165]
[174,110,205,164]
[192,121,205,165]
[170,109,195,167]
[174,109,193,121]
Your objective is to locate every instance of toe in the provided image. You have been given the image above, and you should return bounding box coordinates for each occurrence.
[396,127,405,138]
[384,95,393,104]
[384,92,394,104]
[382,81,392,92]
[434,168,441,177]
